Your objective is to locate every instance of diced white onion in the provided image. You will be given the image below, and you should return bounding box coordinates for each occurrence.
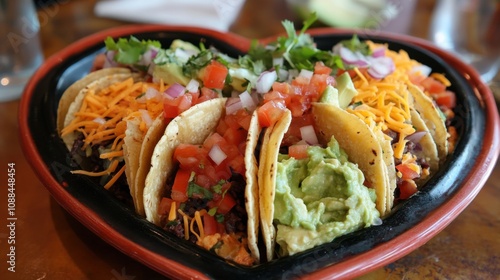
[145,87,161,101]
[239,90,256,111]
[287,69,299,83]
[226,97,243,115]
[300,125,318,145]
[185,79,200,93]
[209,144,227,165]
[372,217,383,226]
[256,70,277,94]
[139,109,153,128]
[298,69,314,83]
[410,64,432,77]
[93,117,106,125]
[277,68,289,82]
[273,57,284,67]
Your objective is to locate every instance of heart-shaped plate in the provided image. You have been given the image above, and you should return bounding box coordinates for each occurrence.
[19,25,500,279]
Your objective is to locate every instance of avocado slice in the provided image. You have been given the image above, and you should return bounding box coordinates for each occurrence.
[336,72,358,109]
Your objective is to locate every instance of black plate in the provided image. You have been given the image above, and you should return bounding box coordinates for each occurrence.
[24,29,485,279]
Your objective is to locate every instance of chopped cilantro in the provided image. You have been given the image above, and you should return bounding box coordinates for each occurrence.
[208,207,217,216]
[211,180,226,194]
[183,49,213,77]
[187,181,213,200]
[215,214,225,223]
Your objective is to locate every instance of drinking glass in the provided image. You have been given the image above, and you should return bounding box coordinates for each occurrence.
[0,0,44,102]
[429,0,500,83]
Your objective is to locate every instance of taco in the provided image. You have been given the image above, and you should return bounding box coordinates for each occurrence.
[143,98,262,265]
[331,39,449,207]
[57,71,176,214]
[258,103,382,259]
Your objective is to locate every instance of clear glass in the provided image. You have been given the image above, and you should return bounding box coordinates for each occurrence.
[0,0,44,102]
[429,0,500,83]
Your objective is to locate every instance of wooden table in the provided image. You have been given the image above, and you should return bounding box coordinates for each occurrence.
[1,0,499,279]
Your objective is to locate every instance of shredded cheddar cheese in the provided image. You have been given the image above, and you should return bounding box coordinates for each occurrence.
[62,77,168,189]
[347,42,428,159]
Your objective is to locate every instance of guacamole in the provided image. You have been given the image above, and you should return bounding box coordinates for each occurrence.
[274,136,380,256]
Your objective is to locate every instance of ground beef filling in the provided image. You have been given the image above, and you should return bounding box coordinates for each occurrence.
[160,170,248,243]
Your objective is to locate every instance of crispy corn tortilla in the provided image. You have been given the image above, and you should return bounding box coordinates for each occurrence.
[259,109,292,262]
[244,110,262,262]
[409,109,440,183]
[58,70,156,216]
[259,104,390,261]
[373,128,396,211]
[56,67,132,133]
[408,84,448,162]
[132,114,167,216]
[143,98,262,262]
[59,73,136,150]
[143,98,227,225]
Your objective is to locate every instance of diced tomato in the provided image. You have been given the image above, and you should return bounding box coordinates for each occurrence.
[236,111,252,131]
[174,144,206,172]
[310,73,335,94]
[395,164,420,180]
[163,94,193,119]
[224,127,247,147]
[420,77,446,94]
[433,90,456,109]
[272,82,292,95]
[158,197,175,215]
[203,213,218,236]
[289,144,309,159]
[188,91,200,105]
[399,180,418,200]
[282,114,314,146]
[409,73,426,85]
[314,61,333,75]
[257,99,287,127]
[195,174,212,189]
[292,75,311,87]
[203,132,226,150]
[227,154,245,175]
[171,169,191,202]
[216,117,230,136]
[202,60,228,90]
[197,87,219,104]
[217,193,237,214]
[289,94,310,117]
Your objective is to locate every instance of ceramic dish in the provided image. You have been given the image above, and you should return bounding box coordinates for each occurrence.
[19,25,500,279]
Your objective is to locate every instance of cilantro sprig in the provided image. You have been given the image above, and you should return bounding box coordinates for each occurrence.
[105,36,161,66]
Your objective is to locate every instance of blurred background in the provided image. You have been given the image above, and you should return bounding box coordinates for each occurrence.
[24,0,500,102]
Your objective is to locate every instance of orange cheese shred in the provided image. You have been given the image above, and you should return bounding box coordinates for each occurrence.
[349,41,422,159]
